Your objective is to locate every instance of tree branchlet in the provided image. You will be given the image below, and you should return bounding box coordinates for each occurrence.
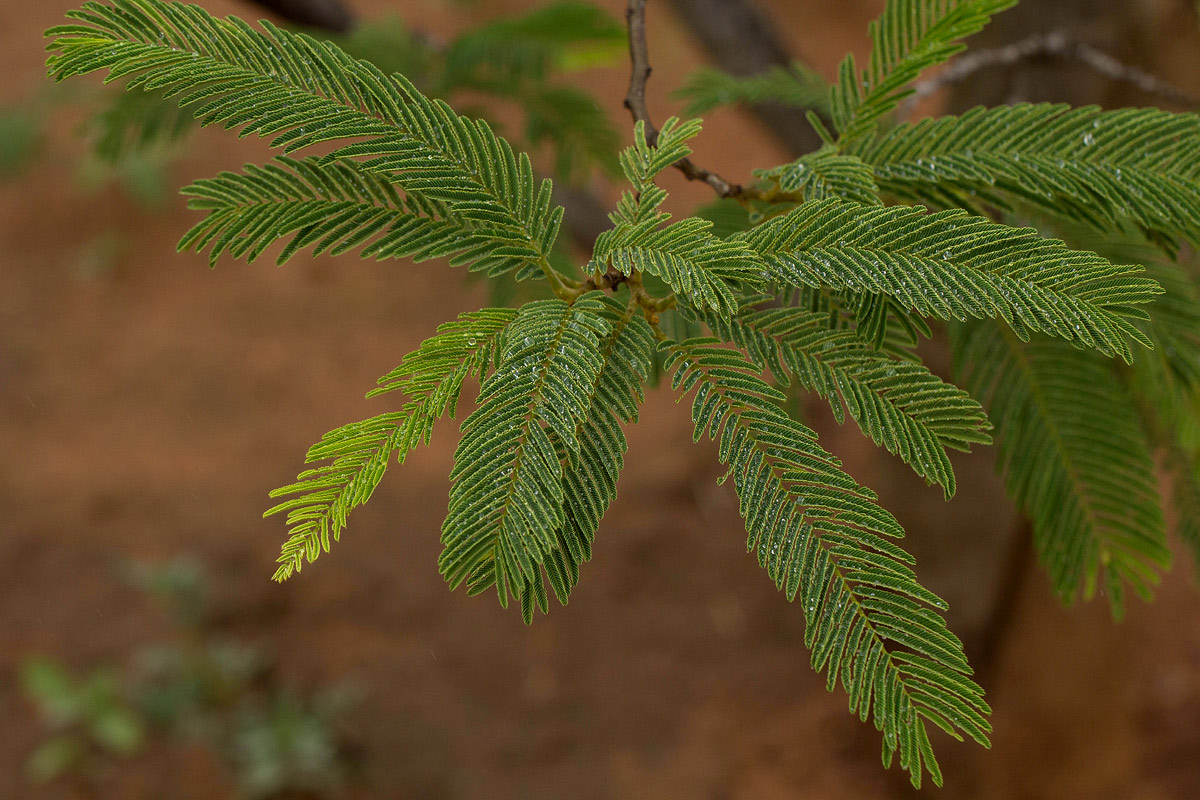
[623,0,759,202]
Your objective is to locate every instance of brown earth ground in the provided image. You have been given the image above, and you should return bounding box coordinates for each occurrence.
[4,1,1200,798]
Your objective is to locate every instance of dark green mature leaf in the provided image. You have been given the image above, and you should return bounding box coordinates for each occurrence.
[46,0,564,280]
[856,104,1200,250]
[741,199,1162,361]
[512,296,656,620]
[700,300,991,495]
[953,322,1170,618]
[666,339,989,788]
[182,157,544,275]
[442,295,612,611]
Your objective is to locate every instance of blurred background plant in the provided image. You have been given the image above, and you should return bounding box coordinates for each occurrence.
[21,558,361,799]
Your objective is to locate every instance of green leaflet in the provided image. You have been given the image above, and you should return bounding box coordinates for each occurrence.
[952,322,1170,619]
[594,216,764,316]
[267,308,517,580]
[698,301,991,496]
[757,146,881,205]
[441,295,612,609]
[831,0,1016,143]
[46,0,564,280]
[741,198,1162,362]
[666,339,989,789]
[855,104,1200,250]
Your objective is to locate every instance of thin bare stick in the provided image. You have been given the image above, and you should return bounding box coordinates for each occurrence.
[910,31,1199,109]
[624,0,752,201]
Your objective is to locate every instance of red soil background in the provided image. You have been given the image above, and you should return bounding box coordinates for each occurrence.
[4,1,1200,797]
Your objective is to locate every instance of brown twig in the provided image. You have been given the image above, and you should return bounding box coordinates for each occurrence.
[623,0,753,201]
[909,31,1200,111]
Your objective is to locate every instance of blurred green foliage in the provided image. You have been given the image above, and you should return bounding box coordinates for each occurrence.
[21,558,360,798]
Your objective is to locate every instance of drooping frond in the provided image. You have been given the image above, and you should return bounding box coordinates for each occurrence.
[592,118,765,315]
[757,146,881,205]
[267,413,407,582]
[441,295,612,611]
[506,297,657,621]
[266,309,517,581]
[46,0,564,280]
[831,0,1015,143]
[739,199,1162,362]
[855,104,1200,250]
[952,322,1170,619]
[673,62,829,116]
[699,300,991,496]
[180,156,547,276]
[666,339,989,788]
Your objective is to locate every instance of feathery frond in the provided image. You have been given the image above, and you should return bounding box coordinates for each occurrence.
[46,0,564,280]
[267,309,517,581]
[698,300,991,496]
[673,62,829,116]
[666,339,989,788]
[856,104,1200,250]
[952,322,1170,618]
[180,156,548,276]
[510,297,656,620]
[740,199,1162,361]
[46,0,1200,786]
[831,0,1016,143]
[442,295,612,611]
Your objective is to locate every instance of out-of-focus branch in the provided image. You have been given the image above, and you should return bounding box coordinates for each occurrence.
[665,0,824,156]
[624,0,752,201]
[912,31,1199,109]
[241,0,356,33]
